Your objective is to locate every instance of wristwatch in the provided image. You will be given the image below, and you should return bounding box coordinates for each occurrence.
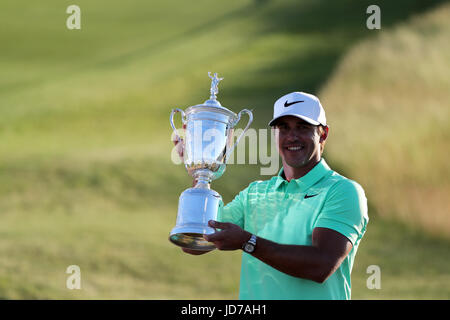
[242,234,257,253]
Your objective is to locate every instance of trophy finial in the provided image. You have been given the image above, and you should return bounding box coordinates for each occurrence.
[208,72,224,100]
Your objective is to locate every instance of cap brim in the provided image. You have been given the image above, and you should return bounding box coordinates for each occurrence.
[268,113,321,127]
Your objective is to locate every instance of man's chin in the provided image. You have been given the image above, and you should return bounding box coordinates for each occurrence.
[282,154,321,170]
[283,158,309,169]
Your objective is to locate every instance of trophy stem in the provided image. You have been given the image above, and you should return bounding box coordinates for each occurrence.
[193,170,213,189]
[195,177,211,189]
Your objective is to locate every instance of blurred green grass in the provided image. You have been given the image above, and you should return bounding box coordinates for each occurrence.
[0,0,449,299]
[320,3,450,237]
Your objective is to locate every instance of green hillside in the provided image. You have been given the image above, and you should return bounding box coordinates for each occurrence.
[320,3,450,237]
[0,0,448,299]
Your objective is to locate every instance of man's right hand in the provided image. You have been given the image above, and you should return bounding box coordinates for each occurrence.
[173,125,198,188]
[173,134,185,159]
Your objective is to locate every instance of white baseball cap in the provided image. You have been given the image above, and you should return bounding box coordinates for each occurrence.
[268,92,327,127]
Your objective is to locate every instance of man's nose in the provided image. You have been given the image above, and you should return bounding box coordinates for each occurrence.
[285,128,301,140]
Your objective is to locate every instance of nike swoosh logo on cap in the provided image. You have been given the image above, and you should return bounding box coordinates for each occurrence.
[304,194,319,199]
[284,100,304,107]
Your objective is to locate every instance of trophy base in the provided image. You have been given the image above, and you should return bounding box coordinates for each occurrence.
[169,187,223,251]
[169,224,216,251]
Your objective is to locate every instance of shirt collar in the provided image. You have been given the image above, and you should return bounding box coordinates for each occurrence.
[274,158,332,191]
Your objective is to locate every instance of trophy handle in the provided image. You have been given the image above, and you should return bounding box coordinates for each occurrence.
[225,109,253,162]
[170,108,186,141]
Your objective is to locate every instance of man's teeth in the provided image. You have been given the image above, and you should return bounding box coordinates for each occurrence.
[287,146,303,151]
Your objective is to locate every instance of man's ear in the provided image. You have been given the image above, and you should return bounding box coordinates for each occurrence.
[320,126,329,143]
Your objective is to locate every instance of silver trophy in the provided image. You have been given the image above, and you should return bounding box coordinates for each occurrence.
[169,72,253,250]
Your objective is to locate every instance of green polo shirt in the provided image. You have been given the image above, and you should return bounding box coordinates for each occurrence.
[218,158,368,300]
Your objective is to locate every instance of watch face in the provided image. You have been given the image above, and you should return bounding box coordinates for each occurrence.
[244,243,255,253]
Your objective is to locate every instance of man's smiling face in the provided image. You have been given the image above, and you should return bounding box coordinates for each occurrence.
[273,116,327,170]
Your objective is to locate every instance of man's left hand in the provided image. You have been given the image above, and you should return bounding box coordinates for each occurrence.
[203,220,251,251]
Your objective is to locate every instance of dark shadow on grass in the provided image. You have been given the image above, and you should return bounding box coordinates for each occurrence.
[256,0,446,34]
[218,0,447,191]
[222,0,448,128]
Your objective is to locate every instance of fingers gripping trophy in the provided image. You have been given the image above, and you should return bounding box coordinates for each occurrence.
[169,72,253,250]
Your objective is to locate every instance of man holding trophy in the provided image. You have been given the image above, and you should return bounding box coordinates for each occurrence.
[170,73,368,300]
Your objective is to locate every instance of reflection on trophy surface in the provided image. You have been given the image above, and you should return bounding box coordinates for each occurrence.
[169,72,253,250]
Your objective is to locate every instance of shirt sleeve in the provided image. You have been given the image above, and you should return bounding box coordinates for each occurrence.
[314,179,369,245]
[217,188,247,229]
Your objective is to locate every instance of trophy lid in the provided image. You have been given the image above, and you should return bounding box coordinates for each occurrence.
[185,72,237,121]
